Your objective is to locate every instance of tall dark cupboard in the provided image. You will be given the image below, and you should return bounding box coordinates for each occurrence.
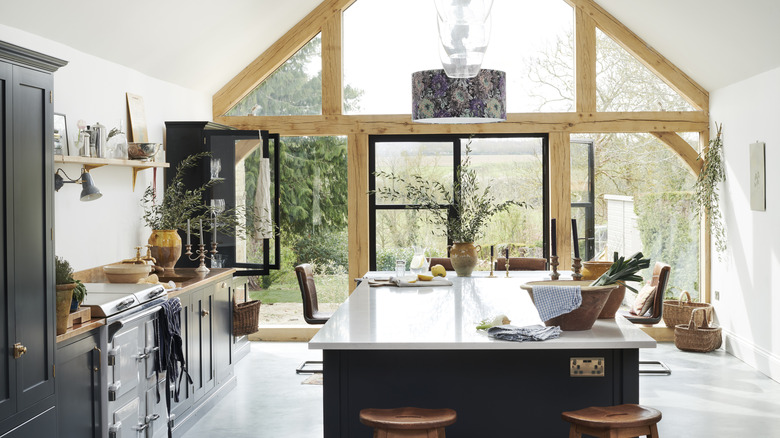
[0,42,66,437]
[164,121,280,275]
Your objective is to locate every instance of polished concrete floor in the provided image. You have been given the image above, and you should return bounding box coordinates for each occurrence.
[187,342,780,437]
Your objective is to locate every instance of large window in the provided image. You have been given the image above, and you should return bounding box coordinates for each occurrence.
[574,133,700,299]
[370,134,548,271]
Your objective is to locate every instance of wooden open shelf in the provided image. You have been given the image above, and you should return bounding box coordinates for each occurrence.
[54,154,170,190]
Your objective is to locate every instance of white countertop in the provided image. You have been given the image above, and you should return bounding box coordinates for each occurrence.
[309,272,657,350]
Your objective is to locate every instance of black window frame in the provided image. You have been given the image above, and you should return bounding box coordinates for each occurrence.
[571,139,595,260]
[368,133,549,270]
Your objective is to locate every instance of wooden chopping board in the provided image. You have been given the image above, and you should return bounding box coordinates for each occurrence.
[126,92,148,142]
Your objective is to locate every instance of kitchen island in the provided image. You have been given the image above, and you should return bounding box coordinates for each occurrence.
[309,273,656,437]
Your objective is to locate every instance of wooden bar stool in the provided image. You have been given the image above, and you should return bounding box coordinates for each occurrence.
[561,404,661,438]
[360,407,457,438]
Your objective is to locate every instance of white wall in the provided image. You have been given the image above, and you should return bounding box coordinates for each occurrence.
[710,66,780,382]
[0,25,212,270]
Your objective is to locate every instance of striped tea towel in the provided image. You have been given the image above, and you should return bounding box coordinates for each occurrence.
[532,285,582,321]
[487,324,562,342]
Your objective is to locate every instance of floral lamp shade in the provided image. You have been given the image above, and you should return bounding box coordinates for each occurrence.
[412,69,506,123]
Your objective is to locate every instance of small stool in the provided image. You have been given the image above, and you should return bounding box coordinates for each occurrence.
[359,407,457,438]
[561,404,661,438]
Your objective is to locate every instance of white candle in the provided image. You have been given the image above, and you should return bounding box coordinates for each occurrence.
[186,219,191,245]
[199,219,203,245]
[213,215,217,242]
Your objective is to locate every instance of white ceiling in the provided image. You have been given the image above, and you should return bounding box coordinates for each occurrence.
[2,0,779,95]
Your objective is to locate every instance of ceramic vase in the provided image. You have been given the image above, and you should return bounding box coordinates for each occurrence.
[148,229,182,270]
[449,242,480,277]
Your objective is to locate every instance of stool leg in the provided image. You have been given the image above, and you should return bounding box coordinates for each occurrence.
[649,423,659,438]
[568,425,580,438]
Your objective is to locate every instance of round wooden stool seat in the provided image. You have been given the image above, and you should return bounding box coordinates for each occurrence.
[360,407,457,437]
[562,404,661,438]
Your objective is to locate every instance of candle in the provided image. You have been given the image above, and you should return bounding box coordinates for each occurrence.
[571,218,580,258]
[505,248,509,259]
[213,215,217,242]
[491,245,494,258]
[199,219,203,245]
[187,219,191,245]
[551,218,557,257]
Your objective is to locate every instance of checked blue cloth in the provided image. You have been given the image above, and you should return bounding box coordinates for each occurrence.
[487,324,562,342]
[532,285,582,321]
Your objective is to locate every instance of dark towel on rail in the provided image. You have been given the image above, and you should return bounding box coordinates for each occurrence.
[156,297,193,438]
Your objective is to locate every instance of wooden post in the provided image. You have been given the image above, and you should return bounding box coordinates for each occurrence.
[575,7,597,114]
[549,132,572,268]
[348,133,370,292]
[322,13,343,115]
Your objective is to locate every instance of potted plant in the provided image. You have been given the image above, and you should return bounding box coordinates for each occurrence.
[694,123,726,255]
[374,143,525,276]
[141,152,218,269]
[55,256,87,334]
[141,152,263,270]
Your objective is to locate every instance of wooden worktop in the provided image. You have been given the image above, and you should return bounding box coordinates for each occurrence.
[57,266,236,343]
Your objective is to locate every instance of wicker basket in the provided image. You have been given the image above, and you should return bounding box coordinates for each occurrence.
[663,290,713,328]
[674,308,722,352]
[233,295,261,337]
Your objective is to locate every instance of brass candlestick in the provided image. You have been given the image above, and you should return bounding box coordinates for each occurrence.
[488,256,497,278]
[505,258,510,278]
[571,257,583,280]
[550,255,560,280]
[185,242,218,273]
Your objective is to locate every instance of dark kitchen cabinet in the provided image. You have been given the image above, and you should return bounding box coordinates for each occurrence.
[56,326,107,438]
[0,42,66,437]
[169,274,236,438]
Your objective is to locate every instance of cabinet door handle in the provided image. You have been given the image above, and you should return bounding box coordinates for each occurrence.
[93,346,101,372]
[220,282,227,289]
[13,343,27,359]
[201,309,210,317]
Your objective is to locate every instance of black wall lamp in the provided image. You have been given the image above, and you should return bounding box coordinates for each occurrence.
[54,168,102,201]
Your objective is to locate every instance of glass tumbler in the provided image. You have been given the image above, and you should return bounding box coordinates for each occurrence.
[210,158,222,179]
[395,260,405,278]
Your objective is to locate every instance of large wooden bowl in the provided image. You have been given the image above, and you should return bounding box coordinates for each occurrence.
[103,263,152,283]
[521,280,618,331]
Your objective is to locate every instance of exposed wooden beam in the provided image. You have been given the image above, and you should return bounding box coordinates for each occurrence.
[347,133,370,288]
[650,131,702,176]
[322,13,343,115]
[234,139,262,164]
[565,0,709,111]
[216,111,708,136]
[212,0,356,118]
[575,8,597,113]
[549,132,572,268]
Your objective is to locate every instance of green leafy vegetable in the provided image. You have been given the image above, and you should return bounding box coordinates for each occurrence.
[590,252,650,293]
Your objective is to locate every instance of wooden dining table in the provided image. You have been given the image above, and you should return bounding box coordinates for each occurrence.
[309,271,656,437]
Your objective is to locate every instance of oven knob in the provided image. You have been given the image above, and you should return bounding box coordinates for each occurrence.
[107,347,120,366]
[108,423,121,438]
[108,381,121,401]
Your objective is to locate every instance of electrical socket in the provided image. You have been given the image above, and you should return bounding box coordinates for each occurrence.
[570,357,605,377]
[715,290,720,300]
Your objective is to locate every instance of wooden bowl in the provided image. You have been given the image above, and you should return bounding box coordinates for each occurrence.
[103,264,152,283]
[521,280,617,331]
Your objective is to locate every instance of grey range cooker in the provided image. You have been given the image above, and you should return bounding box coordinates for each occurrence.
[81,282,169,438]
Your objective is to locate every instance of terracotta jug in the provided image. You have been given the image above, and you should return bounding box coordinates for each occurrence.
[148,229,182,269]
[449,242,481,277]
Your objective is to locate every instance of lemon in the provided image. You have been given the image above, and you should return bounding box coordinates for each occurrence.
[431,264,446,277]
[417,274,434,281]
[410,255,425,270]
